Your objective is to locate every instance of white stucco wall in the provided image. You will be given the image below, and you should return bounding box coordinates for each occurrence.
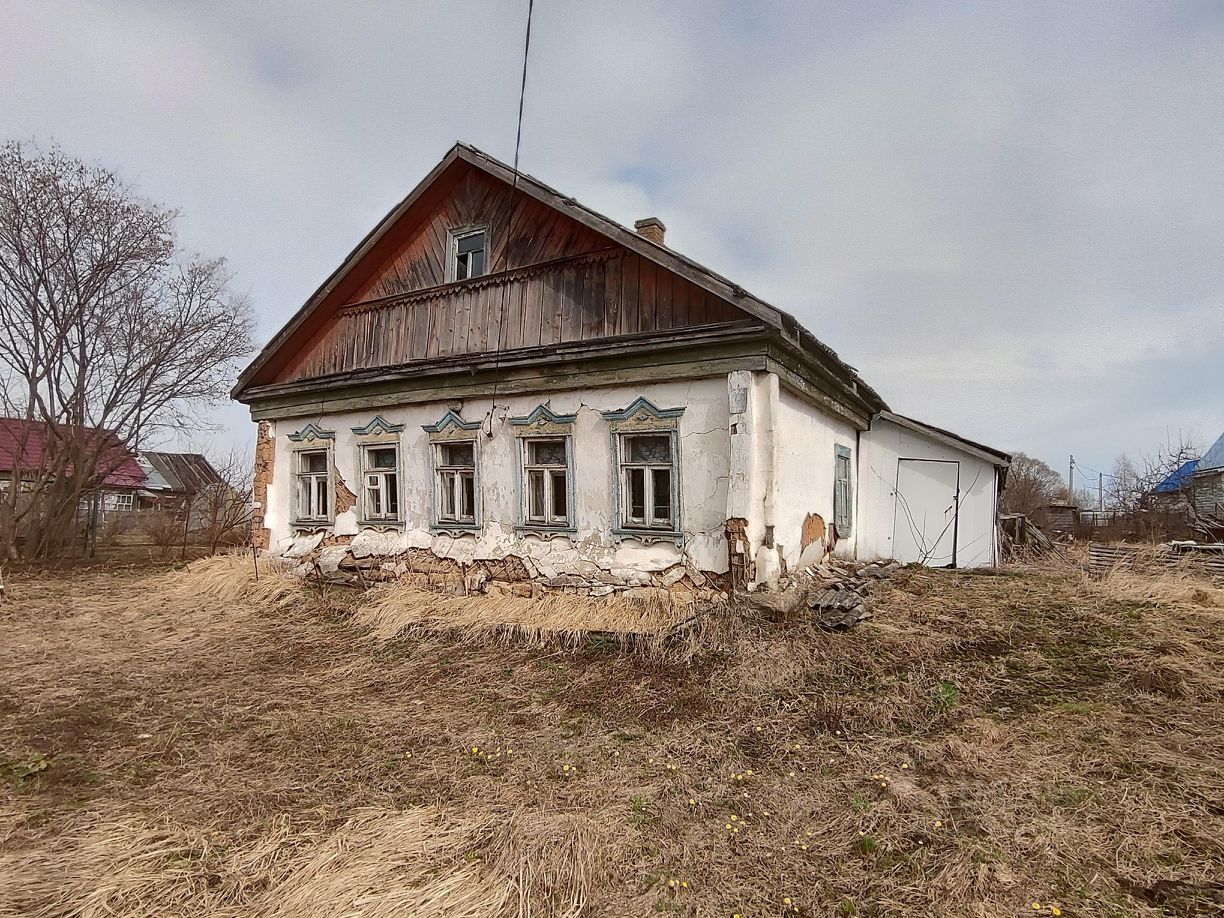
[858,417,1000,568]
[773,387,860,567]
[262,377,731,577]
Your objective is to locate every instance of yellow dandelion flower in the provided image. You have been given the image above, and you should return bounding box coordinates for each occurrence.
[934,820,942,827]
[680,881,688,889]
[730,815,738,821]
[1031,904,1041,911]
[725,823,732,830]
[784,897,793,905]
[471,746,479,754]
[688,798,696,806]
[668,880,676,888]
[801,844,809,851]
[1051,908,1062,916]
[901,763,909,769]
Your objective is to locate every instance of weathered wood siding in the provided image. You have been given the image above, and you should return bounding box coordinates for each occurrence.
[281,249,743,380]
[276,164,746,383]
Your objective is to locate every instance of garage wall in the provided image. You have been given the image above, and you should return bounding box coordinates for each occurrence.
[858,417,1000,568]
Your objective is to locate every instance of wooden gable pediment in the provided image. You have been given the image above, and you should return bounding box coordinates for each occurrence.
[237,145,755,393]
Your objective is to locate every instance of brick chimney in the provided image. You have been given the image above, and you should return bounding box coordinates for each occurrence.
[634,217,666,246]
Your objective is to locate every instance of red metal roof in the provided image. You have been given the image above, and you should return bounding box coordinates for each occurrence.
[0,418,147,489]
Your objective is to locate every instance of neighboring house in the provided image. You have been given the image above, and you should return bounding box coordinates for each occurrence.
[137,451,227,529]
[0,417,146,518]
[232,143,1010,591]
[1190,431,1224,524]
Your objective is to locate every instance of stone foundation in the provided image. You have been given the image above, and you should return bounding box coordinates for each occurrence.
[282,537,728,603]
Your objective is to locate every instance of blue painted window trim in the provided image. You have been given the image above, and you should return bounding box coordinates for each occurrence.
[834,444,853,536]
[604,399,686,547]
[513,434,577,537]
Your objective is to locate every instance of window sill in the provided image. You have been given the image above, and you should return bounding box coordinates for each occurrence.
[292,520,333,531]
[358,519,405,530]
[516,525,577,540]
[612,527,685,547]
[431,523,480,536]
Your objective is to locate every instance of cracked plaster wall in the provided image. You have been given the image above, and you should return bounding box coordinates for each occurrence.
[264,378,732,576]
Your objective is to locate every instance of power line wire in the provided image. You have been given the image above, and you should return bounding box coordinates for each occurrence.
[486,0,534,436]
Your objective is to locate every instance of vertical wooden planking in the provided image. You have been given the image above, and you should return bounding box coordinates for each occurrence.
[638,259,657,332]
[524,275,545,348]
[559,265,580,343]
[604,255,622,337]
[656,269,673,329]
[582,262,605,340]
[620,254,639,335]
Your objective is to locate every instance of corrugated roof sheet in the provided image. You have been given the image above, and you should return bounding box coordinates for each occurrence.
[0,417,145,489]
[1198,431,1224,473]
[1154,459,1199,493]
[141,451,223,493]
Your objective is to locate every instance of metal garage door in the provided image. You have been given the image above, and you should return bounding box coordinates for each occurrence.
[893,459,960,566]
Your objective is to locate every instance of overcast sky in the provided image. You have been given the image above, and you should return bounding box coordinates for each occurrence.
[4,1,1222,482]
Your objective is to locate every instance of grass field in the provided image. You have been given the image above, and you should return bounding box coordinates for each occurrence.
[1,556,1222,917]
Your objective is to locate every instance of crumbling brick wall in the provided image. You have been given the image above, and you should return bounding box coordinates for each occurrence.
[252,421,274,550]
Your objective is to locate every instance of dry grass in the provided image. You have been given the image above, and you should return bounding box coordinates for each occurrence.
[2,557,1222,917]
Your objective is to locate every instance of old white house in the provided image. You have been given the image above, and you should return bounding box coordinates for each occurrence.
[233,144,1009,594]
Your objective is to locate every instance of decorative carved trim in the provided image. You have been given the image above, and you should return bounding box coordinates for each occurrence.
[351,415,405,436]
[510,404,577,437]
[601,397,685,431]
[340,248,621,318]
[422,410,481,442]
[287,422,335,443]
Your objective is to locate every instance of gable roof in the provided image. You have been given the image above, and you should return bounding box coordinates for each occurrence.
[141,451,223,494]
[0,418,146,489]
[233,142,884,414]
[878,411,1012,468]
[1198,430,1224,474]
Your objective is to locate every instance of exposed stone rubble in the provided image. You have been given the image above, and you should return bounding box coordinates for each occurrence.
[286,536,729,605]
[744,559,902,629]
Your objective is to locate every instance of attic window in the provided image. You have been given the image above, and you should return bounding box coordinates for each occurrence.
[450,227,487,281]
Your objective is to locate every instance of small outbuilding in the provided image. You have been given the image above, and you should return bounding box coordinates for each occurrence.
[857,412,1010,568]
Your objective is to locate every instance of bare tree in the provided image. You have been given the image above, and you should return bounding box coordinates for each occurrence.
[194,446,254,555]
[0,142,254,559]
[1000,452,1066,515]
[1107,435,1201,514]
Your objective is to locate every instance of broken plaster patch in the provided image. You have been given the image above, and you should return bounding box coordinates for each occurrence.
[351,528,405,559]
[281,532,324,558]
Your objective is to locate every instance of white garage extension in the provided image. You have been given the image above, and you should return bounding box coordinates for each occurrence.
[857,412,1011,569]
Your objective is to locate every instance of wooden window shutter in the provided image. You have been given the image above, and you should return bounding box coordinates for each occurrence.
[834,445,853,536]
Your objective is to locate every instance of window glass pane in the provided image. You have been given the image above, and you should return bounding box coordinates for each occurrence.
[628,435,671,464]
[652,468,672,521]
[301,451,327,473]
[457,231,485,255]
[441,442,474,467]
[528,469,545,520]
[528,439,566,466]
[469,248,485,276]
[456,255,470,281]
[386,474,398,516]
[368,447,397,469]
[551,471,567,520]
[367,478,383,516]
[461,473,475,517]
[441,471,455,517]
[628,468,645,520]
[314,477,328,516]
